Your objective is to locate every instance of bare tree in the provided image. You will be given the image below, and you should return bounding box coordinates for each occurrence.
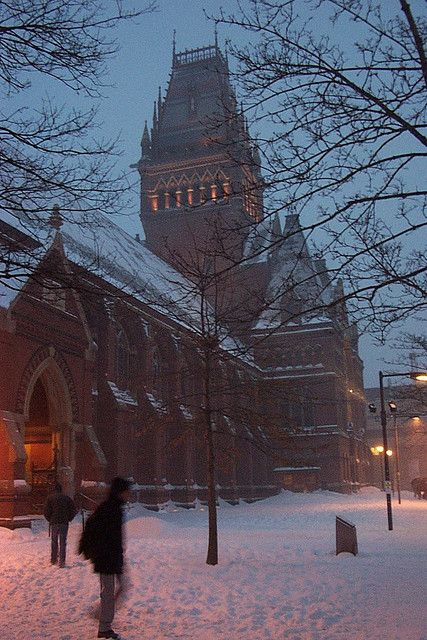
[214,0,427,336]
[0,0,156,276]
[152,236,277,565]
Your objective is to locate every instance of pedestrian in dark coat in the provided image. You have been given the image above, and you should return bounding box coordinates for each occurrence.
[79,477,132,640]
[44,482,77,567]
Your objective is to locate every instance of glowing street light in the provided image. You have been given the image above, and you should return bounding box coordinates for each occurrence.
[379,370,427,531]
[411,372,427,382]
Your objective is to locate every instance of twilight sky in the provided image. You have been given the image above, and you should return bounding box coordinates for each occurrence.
[24,0,427,387]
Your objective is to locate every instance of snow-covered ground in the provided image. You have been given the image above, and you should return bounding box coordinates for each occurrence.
[1,487,426,640]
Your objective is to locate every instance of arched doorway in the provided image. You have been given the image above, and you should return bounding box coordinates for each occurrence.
[23,359,75,510]
[24,378,57,488]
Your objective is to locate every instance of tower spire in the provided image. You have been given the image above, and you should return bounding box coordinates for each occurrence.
[141,120,151,156]
[152,100,157,130]
[158,86,162,115]
[172,29,176,66]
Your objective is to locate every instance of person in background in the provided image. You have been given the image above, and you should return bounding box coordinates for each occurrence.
[44,482,77,568]
[79,476,132,640]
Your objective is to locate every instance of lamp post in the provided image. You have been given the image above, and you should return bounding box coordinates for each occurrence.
[388,401,401,505]
[379,370,427,531]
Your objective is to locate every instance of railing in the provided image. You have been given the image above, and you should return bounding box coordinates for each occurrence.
[174,45,219,67]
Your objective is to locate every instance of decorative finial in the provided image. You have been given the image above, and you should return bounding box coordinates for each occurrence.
[141,120,151,154]
[172,29,176,64]
[49,204,62,230]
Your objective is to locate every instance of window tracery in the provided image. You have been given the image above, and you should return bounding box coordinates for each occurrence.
[117,326,131,389]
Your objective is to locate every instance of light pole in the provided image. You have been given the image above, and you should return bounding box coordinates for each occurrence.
[379,370,427,531]
[389,401,401,505]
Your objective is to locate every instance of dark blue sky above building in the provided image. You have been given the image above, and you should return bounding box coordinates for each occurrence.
[15,0,425,386]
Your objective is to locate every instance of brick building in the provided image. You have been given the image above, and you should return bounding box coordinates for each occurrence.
[0,42,371,526]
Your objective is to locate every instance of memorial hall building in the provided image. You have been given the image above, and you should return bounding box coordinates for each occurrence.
[0,43,370,526]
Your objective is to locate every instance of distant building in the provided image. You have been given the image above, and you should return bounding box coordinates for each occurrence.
[0,43,370,526]
[365,385,427,490]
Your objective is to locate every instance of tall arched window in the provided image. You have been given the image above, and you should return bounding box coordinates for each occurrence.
[117,327,131,389]
[151,346,165,400]
[180,357,197,407]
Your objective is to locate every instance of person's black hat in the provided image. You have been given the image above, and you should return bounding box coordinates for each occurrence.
[110,476,132,496]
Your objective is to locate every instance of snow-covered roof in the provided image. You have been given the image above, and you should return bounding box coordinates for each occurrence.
[242,215,277,264]
[255,214,336,329]
[0,210,205,331]
[107,381,138,407]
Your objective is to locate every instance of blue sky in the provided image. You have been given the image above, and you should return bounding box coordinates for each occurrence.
[21,0,426,386]
[91,0,242,233]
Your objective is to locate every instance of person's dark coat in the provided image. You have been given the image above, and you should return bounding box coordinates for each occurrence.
[44,490,77,524]
[79,478,131,575]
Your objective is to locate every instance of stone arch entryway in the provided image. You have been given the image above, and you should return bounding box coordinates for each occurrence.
[16,347,79,508]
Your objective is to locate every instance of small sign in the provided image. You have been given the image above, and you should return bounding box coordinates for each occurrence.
[336,516,358,555]
[384,481,392,494]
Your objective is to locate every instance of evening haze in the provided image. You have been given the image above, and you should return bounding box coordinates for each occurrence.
[24,0,427,386]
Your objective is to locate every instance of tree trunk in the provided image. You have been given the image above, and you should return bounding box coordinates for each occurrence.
[206,417,218,565]
[204,341,218,565]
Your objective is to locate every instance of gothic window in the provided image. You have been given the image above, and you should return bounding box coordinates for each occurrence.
[303,397,315,428]
[149,193,158,212]
[180,358,197,406]
[302,388,315,428]
[117,327,131,389]
[314,344,323,364]
[289,393,303,429]
[223,180,231,199]
[151,345,169,401]
[151,347,162,398]
[280,396,290,427]
[187,187,194,206]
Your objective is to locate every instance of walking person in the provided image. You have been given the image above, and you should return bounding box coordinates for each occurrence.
[44,482,77,567]
[79,477,132,640]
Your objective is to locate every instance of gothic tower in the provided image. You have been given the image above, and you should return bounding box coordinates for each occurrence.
[136,41,263,273]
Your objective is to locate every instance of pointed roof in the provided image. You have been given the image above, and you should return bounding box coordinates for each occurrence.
[146,42,238,161]
[0,210,212,332]
[255,213,335,329]
[0,210,62,308]
[141,120,151,157]
[243,214,281,264]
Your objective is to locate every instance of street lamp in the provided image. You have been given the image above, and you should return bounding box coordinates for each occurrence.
[379,370,427,531]
[388,401,402,505]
